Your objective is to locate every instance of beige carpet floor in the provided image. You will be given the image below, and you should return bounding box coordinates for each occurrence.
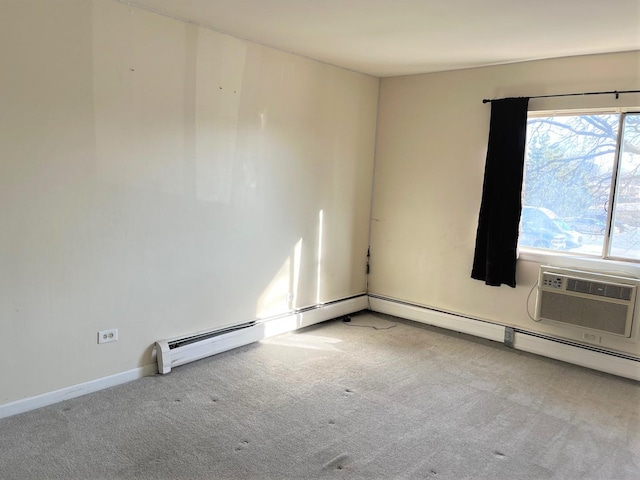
[1,312,638,479]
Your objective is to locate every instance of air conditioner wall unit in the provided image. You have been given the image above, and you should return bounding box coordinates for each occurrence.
[535,266,637,339]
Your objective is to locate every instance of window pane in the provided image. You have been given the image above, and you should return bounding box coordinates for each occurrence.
[521,114,620,254]
[610,113,640,260]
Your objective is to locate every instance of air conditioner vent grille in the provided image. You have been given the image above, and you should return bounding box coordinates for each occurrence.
[566,278,633,301]
[567,278,590,294]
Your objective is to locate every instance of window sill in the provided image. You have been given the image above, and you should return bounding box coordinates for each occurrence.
[518,248,640,277]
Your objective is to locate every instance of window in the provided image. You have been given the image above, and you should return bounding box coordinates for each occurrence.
[520,111,640,261]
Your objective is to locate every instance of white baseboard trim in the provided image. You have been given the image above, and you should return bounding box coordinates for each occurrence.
[6,293,633,419]
[0,364,158,420]
[369,295,505,342]
[0,294,367,419]
[369,295,640,382]
[157,294,368,374]
[514,333,640,381]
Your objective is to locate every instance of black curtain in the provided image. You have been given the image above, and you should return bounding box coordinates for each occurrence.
[471,97,529,287]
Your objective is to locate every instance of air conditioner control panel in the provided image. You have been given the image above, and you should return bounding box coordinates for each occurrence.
[542,274,563,289]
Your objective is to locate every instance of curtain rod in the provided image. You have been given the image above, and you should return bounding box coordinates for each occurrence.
[482,89,640,104]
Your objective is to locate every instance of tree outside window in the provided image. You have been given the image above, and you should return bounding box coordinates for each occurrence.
[521,112,640,261]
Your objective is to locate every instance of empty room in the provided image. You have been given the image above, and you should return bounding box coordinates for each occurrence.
[1,0,639,478]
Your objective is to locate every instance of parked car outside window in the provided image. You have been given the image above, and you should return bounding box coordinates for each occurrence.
[564,214,622,235]
[520,206,582,250]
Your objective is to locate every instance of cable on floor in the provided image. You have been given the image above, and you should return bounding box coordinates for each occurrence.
[341,315,397,330]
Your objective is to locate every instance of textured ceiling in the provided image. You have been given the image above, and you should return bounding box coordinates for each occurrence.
[127,0,640,77]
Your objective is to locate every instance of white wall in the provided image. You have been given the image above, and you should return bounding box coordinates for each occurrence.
[0,0,378,404]
[2,1,636,409]
[370,51,640,356]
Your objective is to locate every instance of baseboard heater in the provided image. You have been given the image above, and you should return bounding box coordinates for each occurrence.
[155,294,368,374]
[155,321,260,374]
[368,294,640,381]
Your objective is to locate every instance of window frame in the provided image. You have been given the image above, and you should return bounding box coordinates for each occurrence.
[519,106,640,264]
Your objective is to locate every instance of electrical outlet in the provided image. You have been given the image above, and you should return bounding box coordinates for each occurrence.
[98,328,118,344]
